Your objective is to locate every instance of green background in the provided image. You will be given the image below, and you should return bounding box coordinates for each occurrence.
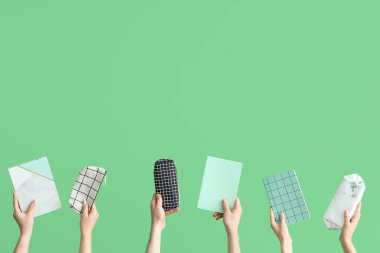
[0,0,379,252]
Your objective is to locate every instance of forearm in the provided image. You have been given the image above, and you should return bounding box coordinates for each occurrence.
[79,233,92,253]
[14,232,32,253]
[227,231,241,253]
[146,226,162,253]
[280,238,292,253]
[340,237,356,253]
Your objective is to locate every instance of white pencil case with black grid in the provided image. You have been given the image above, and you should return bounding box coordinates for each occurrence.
[323,174,365,229]
[69,166,107,214]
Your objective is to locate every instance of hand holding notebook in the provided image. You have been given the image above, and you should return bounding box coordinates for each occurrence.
[13,192,36,235]
[212,198,242,233]
[198,156,243,213]
[270,207,293,253]
[9,157,61,217]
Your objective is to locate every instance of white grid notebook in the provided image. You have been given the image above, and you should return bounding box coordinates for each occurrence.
[69,166,107,213]
[154,159,180,211]
[263,170,311,225]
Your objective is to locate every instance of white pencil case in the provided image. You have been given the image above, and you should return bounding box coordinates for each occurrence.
[69,166,107,214]
[323,174,365,229]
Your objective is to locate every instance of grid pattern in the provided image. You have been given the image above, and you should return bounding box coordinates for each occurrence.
[154,159,180,211]
[69,166,107,213]
[263,170,310,225]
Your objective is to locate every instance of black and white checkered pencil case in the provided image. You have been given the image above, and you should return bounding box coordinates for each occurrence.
[154,159,180,211]
[69,166,107,214]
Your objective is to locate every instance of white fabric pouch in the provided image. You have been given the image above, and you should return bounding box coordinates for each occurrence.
[69,166,107,213]
[323,174,365,229]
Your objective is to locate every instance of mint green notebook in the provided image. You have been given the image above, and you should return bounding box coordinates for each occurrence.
[263,170,311,225]
[197,156,243,213]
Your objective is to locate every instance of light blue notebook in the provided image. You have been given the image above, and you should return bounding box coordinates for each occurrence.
[263,170,311,225]
[197,156,243,213]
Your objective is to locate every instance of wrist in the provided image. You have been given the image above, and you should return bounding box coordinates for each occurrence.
[151,222,164,232]
[20,230,32,240]
[280,237,292,247]
[280,239,292,246]
[226,228,239,237]
[339,235,353,248]
[81,229,93,238]
[339,235,352,243]
[20,228,33,238]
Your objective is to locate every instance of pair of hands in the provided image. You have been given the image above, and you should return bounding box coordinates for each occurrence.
[269,203,362,253]
[13,192,99,237]
[211,198,362,253]
[149,194,242,253]
[150,193,242,234]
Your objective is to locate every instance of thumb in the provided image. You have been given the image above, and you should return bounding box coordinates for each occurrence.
[343,210,350,225]
[13,192,21,214]
[234,198,242,211]
[90,203,98,216]
[280,212,286,226]
[156,194,163,208]
[27,200,37,216]
[222,199,231,214]
[82,199,89,217]
[150,194,156,209]
[351,202,361,224]
[269,207,277,227]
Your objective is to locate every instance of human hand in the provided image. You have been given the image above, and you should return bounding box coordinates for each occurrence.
[150,194,166,231]
[146,194,172,253]
[339,203,361,253]
[213,198,242,235]
[13,192,36,236]
[80,200,99,237]
[270,207,292,253]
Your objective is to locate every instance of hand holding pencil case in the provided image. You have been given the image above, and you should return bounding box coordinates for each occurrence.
[69,166,107,213]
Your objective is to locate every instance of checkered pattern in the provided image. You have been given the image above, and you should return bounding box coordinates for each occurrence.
[263,170,310,225]
[154,159,180,211]
[69,166,107,214]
